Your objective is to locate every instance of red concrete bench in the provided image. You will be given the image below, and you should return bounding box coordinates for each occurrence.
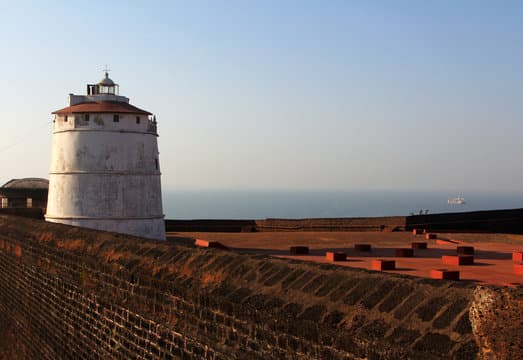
[430,269,460,281]
[290,246,309,255]
[354,244,371,252]
[395,248,414,257]
[512,252,523,262]
[411,242,427,249]
[371,259,396,271]
[457,246,475,255]
[194,239,229,250]
[325,252,347,262]
[514,264,523,276]
[442,255,474,266]
[412,229,425,236]
[425,233,437,240]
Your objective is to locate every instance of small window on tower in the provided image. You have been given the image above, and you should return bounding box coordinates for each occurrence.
[85,114,90,122]
[155,158,159,170]
[64,115,68,122]
[136,116,140,124]
[1,198,8,208]
[113,115,119,123]
[26,198,32,208]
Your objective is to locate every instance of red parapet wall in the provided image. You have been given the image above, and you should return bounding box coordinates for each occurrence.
[255,217,406,232]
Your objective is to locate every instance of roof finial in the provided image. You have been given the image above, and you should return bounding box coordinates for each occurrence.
[103,65,111,78]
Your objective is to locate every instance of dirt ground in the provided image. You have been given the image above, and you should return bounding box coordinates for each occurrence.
[168,231,523,286]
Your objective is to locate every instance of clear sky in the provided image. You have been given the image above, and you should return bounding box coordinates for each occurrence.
[0,1,522,193]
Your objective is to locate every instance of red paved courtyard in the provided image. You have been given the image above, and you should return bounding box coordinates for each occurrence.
[169,231,523,286]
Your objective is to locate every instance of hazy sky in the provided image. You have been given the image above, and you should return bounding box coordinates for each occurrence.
[0,1,522,192]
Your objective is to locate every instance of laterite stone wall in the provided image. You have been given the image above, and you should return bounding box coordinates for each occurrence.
[0,215,521,359]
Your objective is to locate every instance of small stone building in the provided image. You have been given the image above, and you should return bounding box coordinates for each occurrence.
[0,178,49,209]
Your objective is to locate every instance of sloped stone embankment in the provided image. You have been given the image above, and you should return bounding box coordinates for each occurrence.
[0,215,521,359]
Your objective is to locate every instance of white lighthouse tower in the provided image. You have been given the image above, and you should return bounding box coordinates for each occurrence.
[45,71,166,240]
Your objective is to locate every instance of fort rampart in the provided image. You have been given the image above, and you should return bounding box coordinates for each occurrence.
[0,215,522,359]
[406,208,523,234]
[165,217,405,233]
[167,208,523,234]
[6,207,523,234]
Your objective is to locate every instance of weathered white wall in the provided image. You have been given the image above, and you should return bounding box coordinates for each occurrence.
[46,174,162,217]
[47,110,165,240]
[48,131,159,173]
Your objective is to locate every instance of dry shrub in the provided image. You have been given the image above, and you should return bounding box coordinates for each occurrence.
[167,264,177,275]
[180,265,193,278]
[36,231,54,242]
[14,245,22,257]
[56,239,84,250]
[101,250,131,262]
[151,264,167,277]
[201,271,225,285]
[86,242,103,255]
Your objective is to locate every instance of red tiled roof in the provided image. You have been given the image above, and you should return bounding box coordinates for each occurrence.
[52,101,151,115]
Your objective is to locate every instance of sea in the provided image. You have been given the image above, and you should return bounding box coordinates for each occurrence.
[162,190,523,220]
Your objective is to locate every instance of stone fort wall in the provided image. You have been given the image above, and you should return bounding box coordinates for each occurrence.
[166,208,523,234]
[0,215,521,359]
[164,217,406,233]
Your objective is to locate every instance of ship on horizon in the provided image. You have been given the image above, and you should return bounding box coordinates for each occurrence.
[448,196,466,205]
